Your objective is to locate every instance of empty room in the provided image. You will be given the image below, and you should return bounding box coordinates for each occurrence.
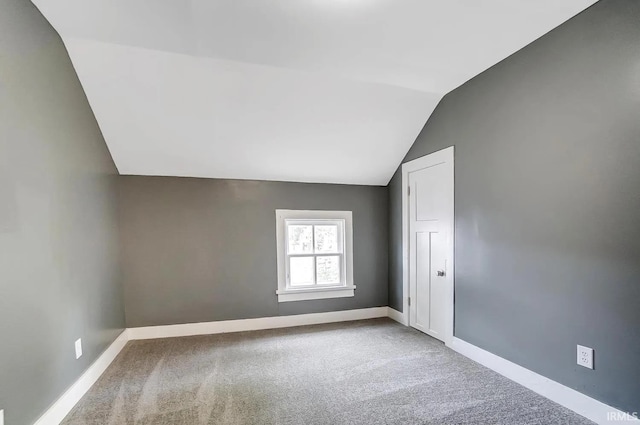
[1,0,639,424]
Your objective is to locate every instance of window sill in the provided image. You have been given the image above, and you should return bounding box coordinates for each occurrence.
[276,285,356,303]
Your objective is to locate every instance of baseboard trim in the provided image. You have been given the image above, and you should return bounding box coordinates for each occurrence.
[32,308,391,424]
[33,330,128,425]
[449,337,637,425]
[44,310,612,425]
[128,307,389,340]
[386,307,406,325]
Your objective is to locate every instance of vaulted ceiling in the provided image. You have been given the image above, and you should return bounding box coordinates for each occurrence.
[33,0,596,185]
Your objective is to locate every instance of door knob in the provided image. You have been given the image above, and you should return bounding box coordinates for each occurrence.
[437,270,445,277]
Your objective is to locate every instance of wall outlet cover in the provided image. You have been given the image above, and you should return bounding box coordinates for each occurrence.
[75,338,83,359]
[577,344,594,369]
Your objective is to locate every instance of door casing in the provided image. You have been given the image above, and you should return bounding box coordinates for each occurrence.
[401,146,454,345]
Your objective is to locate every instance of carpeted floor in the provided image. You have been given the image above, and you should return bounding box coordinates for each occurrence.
[62,319,594,425]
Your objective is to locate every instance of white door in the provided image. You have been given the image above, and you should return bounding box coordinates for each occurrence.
[406,147,454,342]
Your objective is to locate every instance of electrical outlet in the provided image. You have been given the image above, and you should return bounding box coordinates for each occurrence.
[577,345,594,369]
[75,338,83,359]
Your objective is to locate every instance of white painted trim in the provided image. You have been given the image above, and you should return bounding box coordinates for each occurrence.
[276,286,355,302]
[449,337,639,425]
[386,307,407,325]
[275,209,354,303]
[401,165,410,327]
[401,146,455,345]
[31,310,636,425]
[33,330,129,425]
[32,308,390,424]
[128,307,388,340]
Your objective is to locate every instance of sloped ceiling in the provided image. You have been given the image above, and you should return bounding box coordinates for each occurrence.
[33,0,596,185]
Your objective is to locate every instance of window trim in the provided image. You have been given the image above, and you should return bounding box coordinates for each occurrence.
[275,210,355,303]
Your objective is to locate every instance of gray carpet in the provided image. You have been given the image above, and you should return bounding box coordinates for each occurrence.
[62,319,594,425]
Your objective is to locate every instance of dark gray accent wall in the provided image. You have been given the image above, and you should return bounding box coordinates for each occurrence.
[388,0,640,413]
[0,1,126,424]
[118,176,388,328]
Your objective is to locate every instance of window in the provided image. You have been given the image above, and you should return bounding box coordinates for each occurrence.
[275,210,354,302]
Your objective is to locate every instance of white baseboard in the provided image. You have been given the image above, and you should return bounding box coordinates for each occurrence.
[30,313,636,425]
[33,330,128,425]
[386,307,407,325]
[128,307,389,340]
[449,337,638,425]
[47,309,629,425]
[31,308,392,424]
[32,307,390,424]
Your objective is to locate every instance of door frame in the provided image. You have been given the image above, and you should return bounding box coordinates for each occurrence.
[401,146,454,345]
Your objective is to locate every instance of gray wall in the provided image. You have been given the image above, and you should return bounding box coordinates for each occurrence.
[388,0,640,413]
[118,176,388,327]
[0,1,126,424]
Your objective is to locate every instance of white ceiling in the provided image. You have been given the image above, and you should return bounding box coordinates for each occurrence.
[33,0,595,185]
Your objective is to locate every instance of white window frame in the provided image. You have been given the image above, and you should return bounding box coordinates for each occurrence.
[275,210,355,302]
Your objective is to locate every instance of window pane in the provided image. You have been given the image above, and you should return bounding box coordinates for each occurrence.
[289,257,314,286]
[316,256,341,285]
[314,225,339,253]
[287,225,313,254]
